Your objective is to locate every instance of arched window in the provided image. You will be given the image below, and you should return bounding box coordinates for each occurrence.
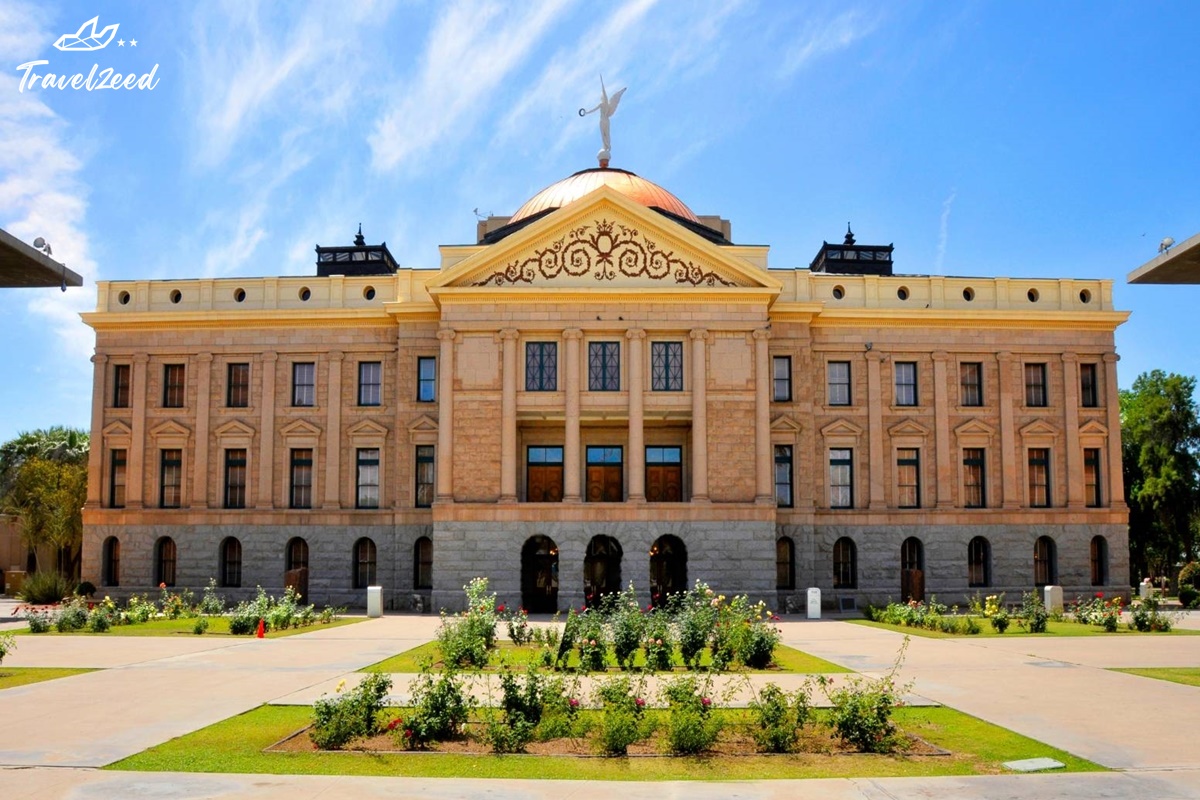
[354,537,377,589]
[155,537,177,587]
[776,536,795,590]
[901,537,924,602]
[833,537,857,588]
[102,537,120,587]
[522,535,560,614]
[413,536,432,590]
[1090,535,1108,586]
[968,536,991,588]
[649,535,687,607]
[286,537,309,572]
[220,537,242,588]
[1034,535,1057,586]
[584,535,622,607]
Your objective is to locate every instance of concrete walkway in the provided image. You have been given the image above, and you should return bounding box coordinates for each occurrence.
[0,606,1198,799]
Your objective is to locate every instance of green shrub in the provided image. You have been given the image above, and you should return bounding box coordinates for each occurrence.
[395,667,472,748]
[819,638,911,753]
[0,632,15,665]
[199,578,226,615]
[483,712,535,753]
[158,585,195,619]
[1179,584,1200,609]
[535,676,586,741]
[674,582,717,670]
[1130,595,1175,632]
[556,608,581,669]
[25,610,51,633]
[1178,561,1200,591]
[748,682,811,753]
[503,605,533,645]
[740,616,781,667]
[990,609,1010,633]
[576,609,608,672]
[660,674,721,755]
[593,674,652,755]
[310,673,393,750]
[55,598,88,632]
[606,584,644,670]
[18,571,73,604]
[436,613,490,667]
[499,665,544,726]
[962,615,982,635]
[192,616,209,635]
[125,594,156,623]
[642,610,674,671]
[228,613,260,636]
[1019,591,1048,634]
[86,607,111,633]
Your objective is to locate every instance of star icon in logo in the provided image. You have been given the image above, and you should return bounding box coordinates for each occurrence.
[130,39,138,47]
[117,39,125,46]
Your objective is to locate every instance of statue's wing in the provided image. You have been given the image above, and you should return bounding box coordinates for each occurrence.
[607,87,627,115]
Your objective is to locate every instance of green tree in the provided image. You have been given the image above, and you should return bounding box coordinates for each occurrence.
[1120,371,1200,580]
[0,428,89,577]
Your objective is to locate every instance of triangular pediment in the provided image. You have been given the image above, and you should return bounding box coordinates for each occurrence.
[821,418,864,438]
[407,414,438,433]
[954,418,996,438]
[771,414,803,433]
[214,419,256,438]
[348,419,389,437]
[1079,420,1108,436]
[102,420,132,439]
[280,419,322,438]
[428,186,781,293]
[888,418,930,438]
[1020,419,1059,438]
[149,420,190,439]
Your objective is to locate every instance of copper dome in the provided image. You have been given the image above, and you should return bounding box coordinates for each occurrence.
[510,168,699,224]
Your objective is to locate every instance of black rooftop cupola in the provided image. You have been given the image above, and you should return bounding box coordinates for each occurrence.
[810,223,894,276]
[315,224,398,276]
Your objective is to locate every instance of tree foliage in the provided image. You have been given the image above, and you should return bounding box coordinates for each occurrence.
[1120,371,1200,579]
[0,427,89,575]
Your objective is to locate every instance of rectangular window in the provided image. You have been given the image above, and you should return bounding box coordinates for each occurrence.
[525,342,558,391]
[829,448,853,508]
[1080,363,1098,408]
[109,449,126,508]
[160,449,182,508]
[588,342,620,391]
[415,446,435,507]
[651,342,684,392]
[963,448,986,508]
[1028,448,1051,507]
[358,362,382,406]
[112,364,131,408]
[774,445,793,508]
[897,448,920,508]
[223,449,247,509]
[290,448,313,509]
[895,362,917,406]
[1025,363,1048,407]
[828,361,851,405]
[586,446,623,502]
[1084,448,1102,508]
[645,446,682,502]
[163,364,185,408]
[356,448,380,509]
[417,357,436,402]
[773,356,792,402]
[526,446,564,502]
[960,362,982,406]
[227,363,250,408]
[292,362,315,407]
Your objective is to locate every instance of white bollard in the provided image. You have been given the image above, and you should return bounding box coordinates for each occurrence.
[367,585,383,618]
[1139,579,1153,600]
[1043,585,1063,614]
[807,587,821,619]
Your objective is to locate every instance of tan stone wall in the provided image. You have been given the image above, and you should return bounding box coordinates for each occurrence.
[452,396,501,502]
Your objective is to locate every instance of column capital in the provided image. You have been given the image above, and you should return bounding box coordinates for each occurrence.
[997,351,1016,364]
[625,328,646,341]
[931,351,951,363]
[133,353,150,365]
[865,350,884,364]
[563,328,584,341]
[328,350,345,362]
[437,328,457,342]
[1102,352,1120,364]
[195,352,214,364]
[689,328,709,342]
[261,351,278,363]
[91,353,108,365]
[752,328,771,341]
[1060,352,1078,364]
[497,328,520,342]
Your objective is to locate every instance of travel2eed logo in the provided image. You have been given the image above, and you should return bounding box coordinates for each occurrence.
[16,16,160,93]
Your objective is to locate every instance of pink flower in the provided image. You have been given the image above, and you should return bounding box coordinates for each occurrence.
[497,604,505,612]
[635,697,645,708]
[159,583,166,589]
[569,697,580,708]
[701,697,711,707]
[656,638,663,645]
[1095,592,1104,599]
[387,718,401,731]
[589,639,596,646]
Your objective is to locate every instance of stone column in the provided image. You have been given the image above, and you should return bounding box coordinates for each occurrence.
[257,352,277,509]
[627,329,646,502]
[436,329,456,502]
[865,351,885,509]
[753,329,773,504]
[932,352,954,508]
[1062,353,1082,509]
[127,354,149,509]
[192,352,213,509]
[86,354,107,507]
[563,329,583,502]
[324,351,343,509]
[690,329,709,502]
[997,351,1020,509]
[500,329,520,503]
[1103,353,1126,507]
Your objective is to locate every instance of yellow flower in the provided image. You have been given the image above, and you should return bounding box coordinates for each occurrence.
[336,679,347,693]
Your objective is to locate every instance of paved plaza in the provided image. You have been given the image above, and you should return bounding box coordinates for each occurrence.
[1,601,1198,799]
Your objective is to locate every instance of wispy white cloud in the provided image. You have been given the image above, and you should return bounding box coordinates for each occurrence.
[935,189,957,274]
[778,9,881,78]
[369,0,573,172]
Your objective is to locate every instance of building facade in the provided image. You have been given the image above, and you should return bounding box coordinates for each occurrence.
[80,169,1130,611]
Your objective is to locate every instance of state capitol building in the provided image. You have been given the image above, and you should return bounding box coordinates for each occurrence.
[79,164,1129,613]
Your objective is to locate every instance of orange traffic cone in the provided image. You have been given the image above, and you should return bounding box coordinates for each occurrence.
[256,618,265,639]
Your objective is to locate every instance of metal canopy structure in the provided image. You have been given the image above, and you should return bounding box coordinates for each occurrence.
[0,227,83,289]
[1127,231,1200,284]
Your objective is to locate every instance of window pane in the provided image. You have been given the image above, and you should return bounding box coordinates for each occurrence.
[357,448,380,508]
[773,356,791,401]
[897,448,919,508]
[1025,363,1047,407]
[525,343,558,391]
[293,363,315,407]
[960,362,982,406]
[1028,448,1050,507]
[225,449,246,509]
[290,449,313,508]
[418,357,437,401]
[1084,448,1101,507]
[160,449,182,508]
[830,449,852,508]
[963,448,986,508]
[358,362,382,406]
[774,445,793,507]
[1080,363,1098,407]
[828,362,850,405]
[895,362,917,406]
[109,449,127,508]
[227,363,250,407]
[113,364,131,408]
[651,342,683,391]
[163,364,185,407]
[415,446,435,507]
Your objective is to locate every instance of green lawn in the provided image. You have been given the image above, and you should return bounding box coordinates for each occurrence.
[14,616,363,639]
[360,640,850,674]
[107,703,1102,780]
[0,667,98,690]
[1110,667,1200,688]
[850,619,1200,639]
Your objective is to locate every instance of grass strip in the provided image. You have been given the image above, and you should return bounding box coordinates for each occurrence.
[14,616,363,639]
[360,641,850,674]
[849,619,1200,639]
[0,667,98,691]
[107,704,1102,780]
[1110,667,1200,688]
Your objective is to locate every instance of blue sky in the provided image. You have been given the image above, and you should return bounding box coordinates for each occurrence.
[1,0,1198,443]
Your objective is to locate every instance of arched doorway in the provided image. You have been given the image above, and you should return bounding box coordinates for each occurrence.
[521,535,559,613]
[285,537,309,601]
[649,534,686,607]
[900,537,924,602]
[584,535,622,607]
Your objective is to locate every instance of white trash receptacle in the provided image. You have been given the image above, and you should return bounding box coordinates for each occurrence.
[1043,585,1063,614]
[1139,579,1153,600]
[806,587,821,620]
[367,585,383,618]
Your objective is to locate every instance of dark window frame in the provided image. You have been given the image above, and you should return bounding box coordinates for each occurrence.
[588,341,621,391]
[526,445,565,502]
[292,362,316,407]
[1080,363,1099,408]
[356,447,380,509]
[415,445,435,508]
[414,536,433,590]
[774,444,793,508]
[963,447,986,508]
[586,445,624,502]
[525,342,558,392]
[968,536,991,588]
[897,447,920,508]
[828,361,851,406]
[960,362,983,407]
[1034,535,1057,587]
[358,361,382,406]
[417,357,437,402]
[155,537,177,587]
[354,537,377,589]
[776,536,795,590]
[220,537,242,588]
[113,364,131,408]
[224,448,247,509]
[109,448,127,509]
[159,448,182,509]
[163,363,185,408]
[102,536,120,587]
[651,341,684,392]
[1024,363,1048,407]
[1084,447,1102,508]
[829,448,853,508]
[833,537,857,588]
[894,361,918,406]
[773,355,792,402]
[290,448,313,509]
[1028,447,1051,508]
[227,362,250,408]
[1090,535,1108,586]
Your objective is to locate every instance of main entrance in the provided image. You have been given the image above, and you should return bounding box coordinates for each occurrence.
[649,534,686,607]
[521,535,559,613]
[584,535,622,607]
